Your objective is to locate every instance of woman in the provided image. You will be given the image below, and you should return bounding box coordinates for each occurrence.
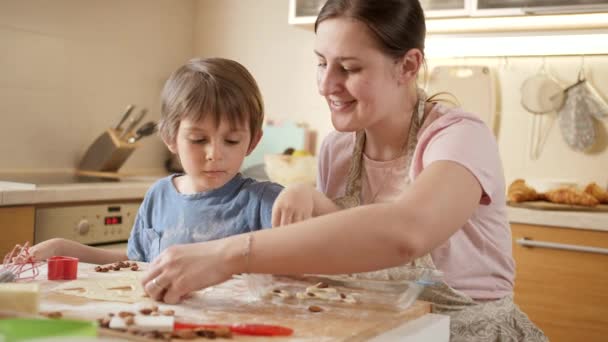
[143,1,546,340]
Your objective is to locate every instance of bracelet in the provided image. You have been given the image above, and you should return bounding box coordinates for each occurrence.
[243,234,254,274]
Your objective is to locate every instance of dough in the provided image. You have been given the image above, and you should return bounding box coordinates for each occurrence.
[52,275,146,303]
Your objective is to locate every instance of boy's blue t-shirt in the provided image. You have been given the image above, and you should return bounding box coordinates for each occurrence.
[127,173,283,262]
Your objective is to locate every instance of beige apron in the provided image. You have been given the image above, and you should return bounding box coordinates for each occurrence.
[334,89,547,342]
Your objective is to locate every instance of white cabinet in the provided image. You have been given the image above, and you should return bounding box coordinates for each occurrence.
[421,0,470,18]
[288,0,325,25]
[289,0,608,22]
[425,0,608,18]
[476,0,608,14]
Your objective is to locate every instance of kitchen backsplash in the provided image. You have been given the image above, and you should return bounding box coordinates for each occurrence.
[427,56,608,186]
[1,0,607,188]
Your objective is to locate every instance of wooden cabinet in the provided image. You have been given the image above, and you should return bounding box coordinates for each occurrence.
[0,206,35,256]
[512,223,608,342]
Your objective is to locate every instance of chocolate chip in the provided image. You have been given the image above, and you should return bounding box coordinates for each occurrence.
[139,308,153,315]
[308,305,323,312]
[118,311,135,318]
[161,309,175,316]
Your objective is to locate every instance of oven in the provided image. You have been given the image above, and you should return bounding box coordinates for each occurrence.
[35,202,139,250]
[1,171,147,250]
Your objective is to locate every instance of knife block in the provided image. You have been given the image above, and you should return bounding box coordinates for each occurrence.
[78,129,140,173]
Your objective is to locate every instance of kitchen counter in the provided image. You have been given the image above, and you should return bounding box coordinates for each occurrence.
[3,177,607,233]
[0,178,158,206]
[507,206,608,232]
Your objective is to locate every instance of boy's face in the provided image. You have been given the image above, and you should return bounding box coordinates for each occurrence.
[167,115,260,192]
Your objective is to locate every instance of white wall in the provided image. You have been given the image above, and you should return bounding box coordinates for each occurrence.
[194,0,608,187]
[1,0,606,187]
[428,56,608,186]
[0,0,195,173]
[194,0,333,149]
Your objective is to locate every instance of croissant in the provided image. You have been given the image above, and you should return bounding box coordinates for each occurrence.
[543,187,599,207]
[507,179,541,203]
[584,182,608,204]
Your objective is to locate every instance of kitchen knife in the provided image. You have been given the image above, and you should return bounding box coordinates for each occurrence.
[119,108,147,140]
[127,121,158,143]
[113,104,135,130]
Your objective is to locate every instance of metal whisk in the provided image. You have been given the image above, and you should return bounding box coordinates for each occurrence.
[0,242,40,283]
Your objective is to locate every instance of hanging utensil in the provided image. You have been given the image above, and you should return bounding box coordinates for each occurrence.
[520,60,564,159]
[127,121,158,143]
[557,61,608,152]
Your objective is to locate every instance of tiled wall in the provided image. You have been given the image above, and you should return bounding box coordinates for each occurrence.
[0,0,195,173]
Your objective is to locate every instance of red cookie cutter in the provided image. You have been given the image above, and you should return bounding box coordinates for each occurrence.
[47,256,79,280]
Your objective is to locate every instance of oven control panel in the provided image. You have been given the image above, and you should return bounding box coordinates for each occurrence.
[35,202,140,245]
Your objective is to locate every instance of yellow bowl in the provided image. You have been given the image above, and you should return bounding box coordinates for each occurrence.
[264,154,317,187]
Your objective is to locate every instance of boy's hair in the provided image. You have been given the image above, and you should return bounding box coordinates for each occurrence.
[158,57,264,144]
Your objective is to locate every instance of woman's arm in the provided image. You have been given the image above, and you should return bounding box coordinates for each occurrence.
[254,160,482,274]
[144,160,482,303]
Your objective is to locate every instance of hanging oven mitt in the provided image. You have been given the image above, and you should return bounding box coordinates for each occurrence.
[558,78,608,151]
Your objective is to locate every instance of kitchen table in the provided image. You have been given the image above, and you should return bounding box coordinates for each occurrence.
[27,262,450,341]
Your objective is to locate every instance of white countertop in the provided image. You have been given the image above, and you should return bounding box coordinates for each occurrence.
[0,179,155,206]
[507,206,608,232]
[2,179,607,232]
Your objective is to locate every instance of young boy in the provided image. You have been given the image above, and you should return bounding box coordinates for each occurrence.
[25,57,283,264]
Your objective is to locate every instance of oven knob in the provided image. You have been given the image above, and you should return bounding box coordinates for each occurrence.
[77,220,90,235]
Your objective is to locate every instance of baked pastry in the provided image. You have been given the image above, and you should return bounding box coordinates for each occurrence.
[543,187,599,207]
[507,179,541,202]
[584,182,608,204]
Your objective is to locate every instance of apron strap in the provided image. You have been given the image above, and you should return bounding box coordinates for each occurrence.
[334,88,427,208]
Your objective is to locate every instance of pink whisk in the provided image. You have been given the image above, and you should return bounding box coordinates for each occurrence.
[0,242,40,282]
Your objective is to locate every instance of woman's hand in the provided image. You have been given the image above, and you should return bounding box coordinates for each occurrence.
[271,183,315,227]
[141,236,245,304]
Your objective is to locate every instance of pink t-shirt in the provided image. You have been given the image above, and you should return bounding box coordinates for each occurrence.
[317,104,514,300]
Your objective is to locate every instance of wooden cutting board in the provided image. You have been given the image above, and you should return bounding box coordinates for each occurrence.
[37,263,432,341]
[425,65,498,135]
[508,201,608,212]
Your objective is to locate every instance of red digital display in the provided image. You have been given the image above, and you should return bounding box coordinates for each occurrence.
[104,216,122,225]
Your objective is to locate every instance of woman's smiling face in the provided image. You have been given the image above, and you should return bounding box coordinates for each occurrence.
[315,17,406,132]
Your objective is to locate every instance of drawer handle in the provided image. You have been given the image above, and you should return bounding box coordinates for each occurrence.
[516,238,608,255]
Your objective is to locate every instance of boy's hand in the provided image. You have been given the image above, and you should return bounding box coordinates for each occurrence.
[271,184,315,227]
[15,238,64,263]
